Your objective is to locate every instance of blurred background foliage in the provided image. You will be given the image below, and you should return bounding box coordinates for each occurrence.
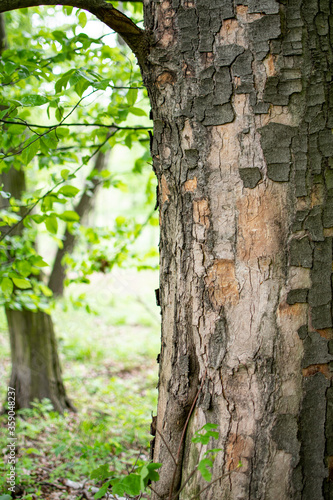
[0,4,160,499]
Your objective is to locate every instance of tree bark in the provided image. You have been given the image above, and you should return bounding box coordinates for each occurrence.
[6,307,74,412]
[142,1,333,499]
[48,147,110,296]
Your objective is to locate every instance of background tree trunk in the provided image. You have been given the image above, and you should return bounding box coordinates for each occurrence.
[6,307,74,412]
[143,0,333,498]
[48,147,110,296]
[1,165,74,412]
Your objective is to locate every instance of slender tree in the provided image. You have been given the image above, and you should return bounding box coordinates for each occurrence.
[1,1,333,498]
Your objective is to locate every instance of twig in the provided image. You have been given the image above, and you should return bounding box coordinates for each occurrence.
[168,369,207,500]
[0,119,151,131]
[148,484,163,499]
[155,428,177,466]
[187,471,234,500]
[171,466,198,500]
[0,90,98,161]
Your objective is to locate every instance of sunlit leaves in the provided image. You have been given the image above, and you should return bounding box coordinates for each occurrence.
[20,95,50,107]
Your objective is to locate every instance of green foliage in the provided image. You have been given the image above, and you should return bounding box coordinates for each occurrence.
[0,5,155,313]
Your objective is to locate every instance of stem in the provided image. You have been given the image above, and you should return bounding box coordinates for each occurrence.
[187,471,234,500]
[168,369,207,500]
[155,428,177,466]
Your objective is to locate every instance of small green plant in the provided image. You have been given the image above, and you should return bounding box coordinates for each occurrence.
[91,461,162,499]
[90,423,231,500]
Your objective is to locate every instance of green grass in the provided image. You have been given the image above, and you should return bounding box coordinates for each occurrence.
[0,269,160,499]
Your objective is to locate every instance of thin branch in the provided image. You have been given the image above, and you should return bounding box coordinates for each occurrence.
[0,90,98,161]
[168,369,207,500]
[171,466,198,500]
[187,471,235,500]
[0,1,147,65]
[148,484,163,499]
[0,119,151,131]
[155,428,177,466]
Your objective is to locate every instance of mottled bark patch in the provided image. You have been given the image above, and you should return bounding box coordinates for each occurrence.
[226,433,254,472]
[206,259,239,309]
[184,177,197,192]
[193,199,210,227]
[160,174,170,205]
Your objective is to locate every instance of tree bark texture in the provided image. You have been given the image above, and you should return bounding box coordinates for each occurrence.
[142,0,333,499]
[48,147,110,296]
[6,308,74,412]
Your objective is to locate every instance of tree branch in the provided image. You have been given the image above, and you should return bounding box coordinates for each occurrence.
[0,1,148,66]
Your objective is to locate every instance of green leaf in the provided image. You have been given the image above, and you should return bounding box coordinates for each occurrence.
[45,215,58,234]
[22,139,40,165]
[1,277,13,295]
[128,107,147,117]
[20,95,50,107]
[54,444,66,456]
[31,256,49,268]
[40,284,53,297]
[198,458,213,482]
[0,495,12,500]
[58,210,80,222]
[31,214,46,224]
[78,11,87,28]
[126,88,138,106]
[56,127,70,137]
[12,277,32,289]
[61,169,70,180]
[94,480,111,500]
[90,463,110,480]
[58,185,80,198]
[16,260,32,277]
[202,423,218,431]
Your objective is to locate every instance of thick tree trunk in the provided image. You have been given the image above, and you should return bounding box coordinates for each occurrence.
[143,1,333,499]
[48,148,110,296]
[6,308,74,412]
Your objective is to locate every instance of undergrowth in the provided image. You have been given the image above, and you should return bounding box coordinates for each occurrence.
[0,270,160,499]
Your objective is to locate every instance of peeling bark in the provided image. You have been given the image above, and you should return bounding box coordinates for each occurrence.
[142,1,333,499]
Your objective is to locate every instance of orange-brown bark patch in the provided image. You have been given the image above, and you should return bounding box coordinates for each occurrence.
[161,175,170,205]
[316,328,333,340]
[206,259,239,309]
[236,5,263,22]
[156,71,175,87]
[237,184,287,264]
[324,228,333,237]
[302,364,332,379]
[193,199,210,227]
[184,177,197,192]
[226,433,253,471]
[264,53,277,77]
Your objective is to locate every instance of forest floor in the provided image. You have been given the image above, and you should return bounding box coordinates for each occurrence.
[0,270,160,500]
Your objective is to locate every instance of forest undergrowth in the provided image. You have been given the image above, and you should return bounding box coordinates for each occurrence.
[0,270,160,500]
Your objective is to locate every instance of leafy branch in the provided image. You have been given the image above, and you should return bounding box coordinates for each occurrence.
[0,129,116,242]
[0,89,99,161]
[0,1,148,66]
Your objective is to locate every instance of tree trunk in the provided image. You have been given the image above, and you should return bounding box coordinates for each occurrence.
[1,167,73,412]
[142,1,333,499]
[6,308,74,412]
[48,147,110,296]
